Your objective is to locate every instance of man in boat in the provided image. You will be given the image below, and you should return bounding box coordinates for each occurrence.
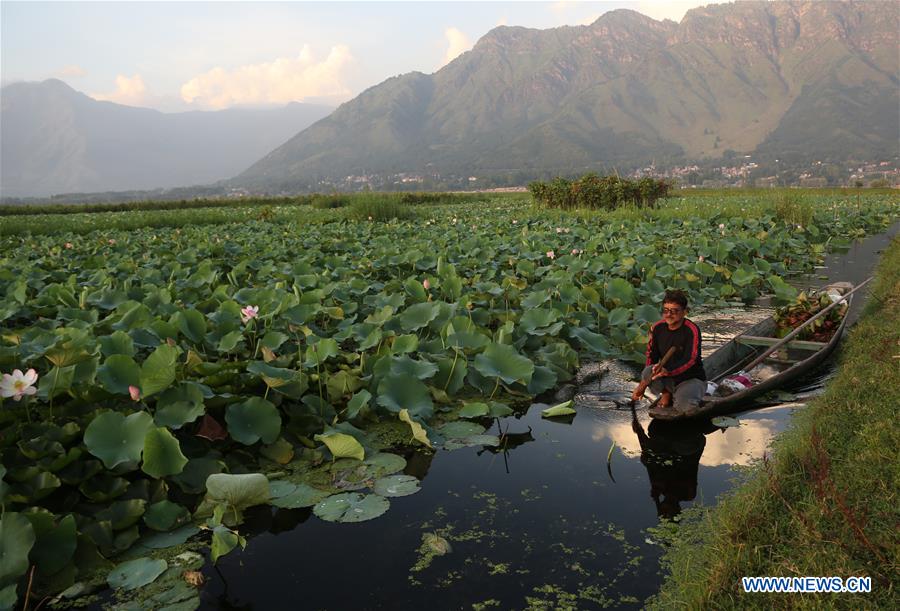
[631,289,707,409]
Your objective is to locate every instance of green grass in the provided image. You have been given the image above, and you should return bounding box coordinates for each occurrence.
[649,235,900,610]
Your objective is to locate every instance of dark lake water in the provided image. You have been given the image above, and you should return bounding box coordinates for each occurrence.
[197,225,898,610]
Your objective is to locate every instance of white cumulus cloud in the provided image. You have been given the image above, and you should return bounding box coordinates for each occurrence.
[179,45,354,110]
[92,74,149,107]
[440,27,473,69]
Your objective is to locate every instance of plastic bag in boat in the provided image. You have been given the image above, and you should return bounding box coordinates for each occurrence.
[716,372,753,396]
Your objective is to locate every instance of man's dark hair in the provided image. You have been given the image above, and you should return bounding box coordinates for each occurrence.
[663,289,688,309]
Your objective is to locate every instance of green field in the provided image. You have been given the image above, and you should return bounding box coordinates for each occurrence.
[0,190,897,606]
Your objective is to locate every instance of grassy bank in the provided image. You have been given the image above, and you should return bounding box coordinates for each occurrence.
[650,235,900,609]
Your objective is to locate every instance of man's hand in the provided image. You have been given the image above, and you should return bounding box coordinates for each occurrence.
[631,385,645,402]
[651,365,669,380]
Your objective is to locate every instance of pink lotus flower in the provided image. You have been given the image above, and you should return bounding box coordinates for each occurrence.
[546,250,555,260]
[423,279,431,290]
[571,248,581,255]
[240,305,259,324]
[698,255,705,262]
[129,385,141,401]
[64,242,73,249]
[108,239,116,245]
[1,369,38,401]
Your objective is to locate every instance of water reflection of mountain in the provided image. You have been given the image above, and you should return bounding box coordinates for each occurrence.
[593,408,785,467]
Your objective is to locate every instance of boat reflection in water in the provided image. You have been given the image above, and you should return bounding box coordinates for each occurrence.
[630,412,718,520]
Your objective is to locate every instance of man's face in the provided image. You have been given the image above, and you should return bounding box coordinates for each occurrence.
[662,302,686,327]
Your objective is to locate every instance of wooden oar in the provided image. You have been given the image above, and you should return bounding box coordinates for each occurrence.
[630,345,678,407]
[740,276,873,374]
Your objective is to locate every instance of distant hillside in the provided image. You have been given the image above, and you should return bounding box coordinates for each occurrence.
[235,0,898,190]
[0,80,332,197]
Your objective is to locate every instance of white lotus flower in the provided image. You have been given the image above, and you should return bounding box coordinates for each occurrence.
[1,369,38,401]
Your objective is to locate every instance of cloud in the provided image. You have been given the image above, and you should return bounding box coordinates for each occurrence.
[440,27,473,68]
[92,74,149,107]
[180,45,354,110]
[57,65,87,79]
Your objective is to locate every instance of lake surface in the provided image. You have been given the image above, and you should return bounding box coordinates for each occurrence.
[199,225,897,610]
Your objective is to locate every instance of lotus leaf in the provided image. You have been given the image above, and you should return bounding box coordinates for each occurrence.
[399,302,440,331]
[142,500,191,532]
[84,410,154,469]
[313,492,390,523]
[96,499,147,530]
[315,431,365,461]
[364,452,407,476]
[225,397,281,445]
[606,278,635,305]
[7,471,61,503]
[526,365,558,395]
[176,309,207,343]
[607,307,631,327]
[171,457,226,494]
[541,401,576,418]
[473,343,534,384]
[107,557,168,590]
[345,389,372,420]
[0,513,35,585]
[373,474,421,497]
[97,354,141,394]
[438,421,486,438]
[391,334,418,353]
[399,409,432,448]
[457,402,489,418]
[326,369,363,400]
[154,383,206,429]
[443,435,501,450]
[142,427,188,478]
[199,473,270,526]
[135,525,200,550]
[519,308,559,334]
[304,337,339,367]
[270,483,332,509]
[24,512,76,577]
[377,373,434,419]
[268,480,297,500]
[390,355,438,380]
[260,437,295,464]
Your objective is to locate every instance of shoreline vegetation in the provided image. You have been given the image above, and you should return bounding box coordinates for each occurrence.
[650,235,900,609]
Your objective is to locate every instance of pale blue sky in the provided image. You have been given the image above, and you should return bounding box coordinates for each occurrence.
[1,1,713,112]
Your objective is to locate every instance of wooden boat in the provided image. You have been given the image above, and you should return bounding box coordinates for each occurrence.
[648,282,855,421]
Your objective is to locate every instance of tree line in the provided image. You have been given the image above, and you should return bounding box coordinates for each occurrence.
[528,173,672,209]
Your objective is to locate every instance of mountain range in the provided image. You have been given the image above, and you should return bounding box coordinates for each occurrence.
[0,79,332,197]
[235,0,898,190]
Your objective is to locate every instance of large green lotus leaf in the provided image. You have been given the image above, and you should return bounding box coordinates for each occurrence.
[260,437,295,464]
[143,500,191,532]
[399,409,432,448]
[7,470,62,504]
[607,307,631,327]
[304,338,339,367]
[488,402,514,417]
[134,525,199,551]
[457,402,489,418]
[443,435,501,450]
[96,499,147,530]
[326,370,363,401]
[541,400,576,418]
[107,557,167,590]
[391,334,418,354]
[447,331,489,351]
[268,480,297,500]
[313,492,390,523]
[373,475,420,497]
[0,513,35,584]
[37,365,75,400]
[99,331,135,358]
[225,397,281,445]
[364,452,407,477]
[526,365,558,395]
[176,309,207,344]
[24,512,76,577]
[260,331,289,350]
[170,457,226,494]
[569,327,613,357]
[377,374,434,419]
[217,330,244,353]
[84,411,154,469]
[0,584,16,609]
[438,421,486,439]
[399,302,440,331]
[78,473,128,502]
[434,356,467,395]
[247,361,309,399]
[270,483,332,509]
[519,308,559,333]
[204,473,270,513]
[521,290,550,309]
[634,304,661,325]
[606,278,635,305]
[210,525,245,565]
[97,354,141,395]
[731,266,757,287]
[140,344,180,397]
[473,343,534,384]
[314,431,365,461]
[154,383,205,429]
[344,389,372,420]
[390,356,438,380]
[142,427,188,478]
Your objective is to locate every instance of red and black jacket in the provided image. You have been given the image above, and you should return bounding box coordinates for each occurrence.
[645,319,706,386]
